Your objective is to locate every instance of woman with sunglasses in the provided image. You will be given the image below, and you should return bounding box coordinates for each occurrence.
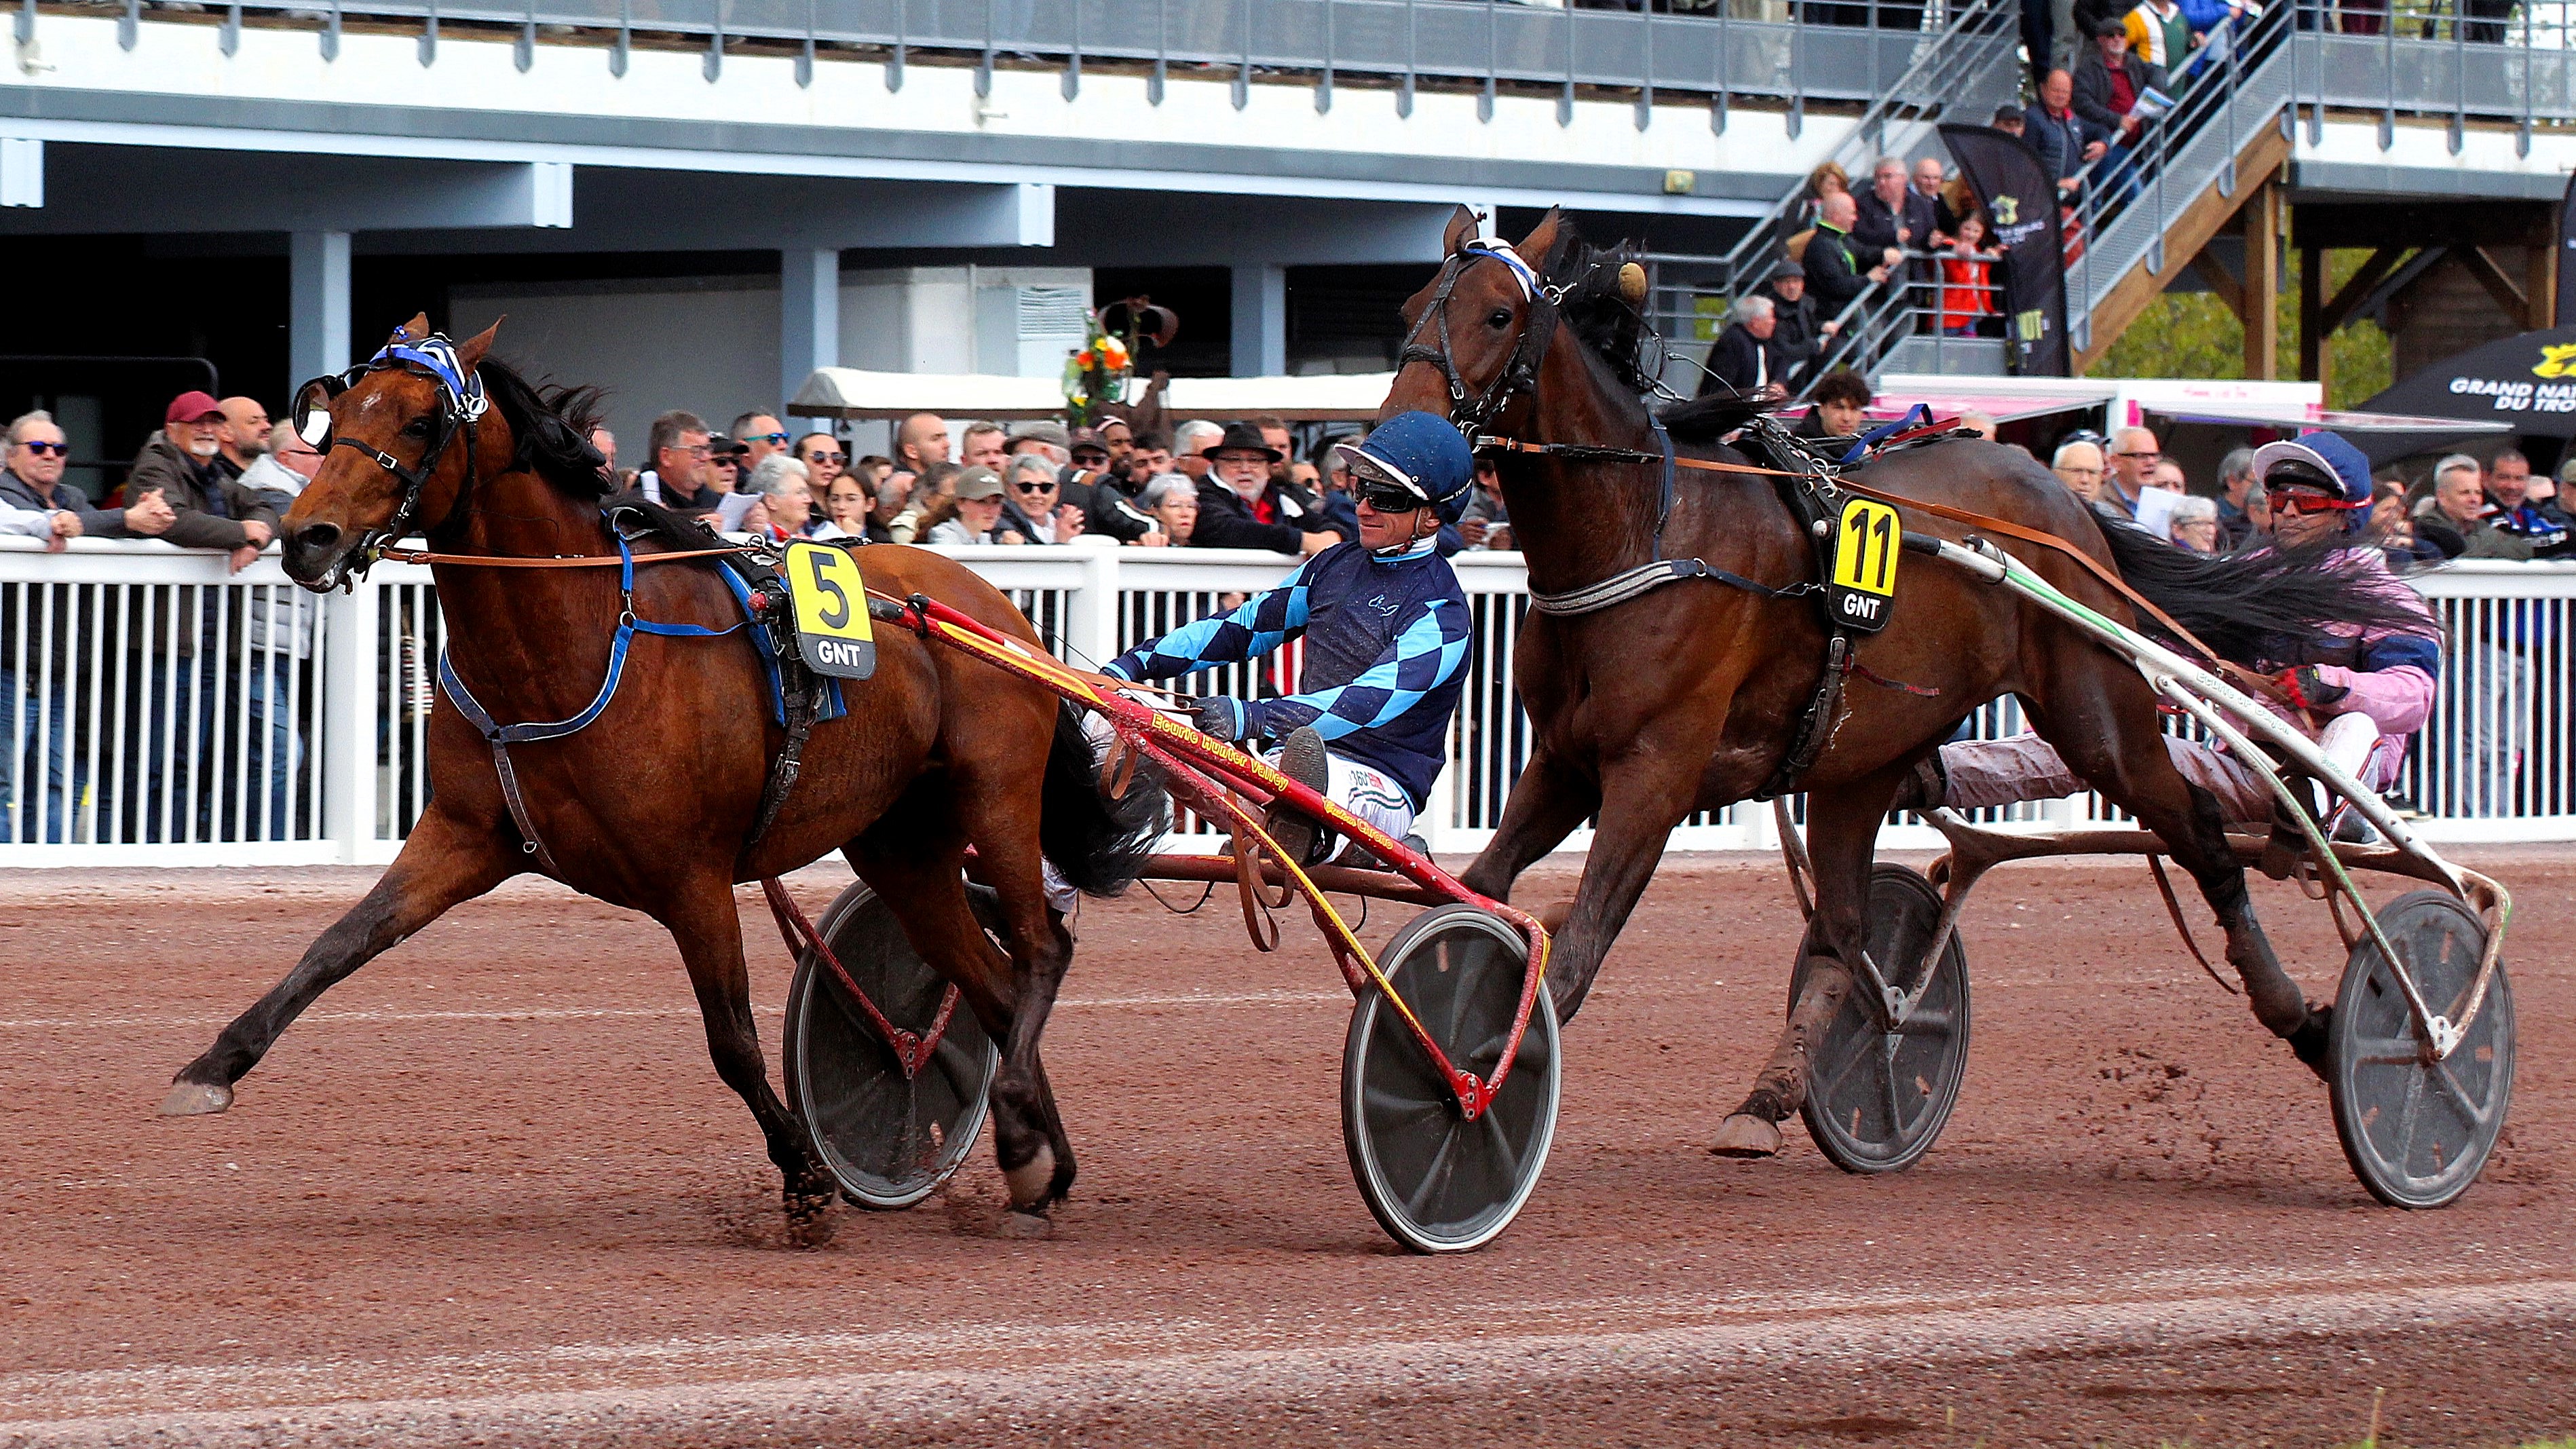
[1898,431,2442,845]
[794,432,847,496]
[1097,411,1477,865]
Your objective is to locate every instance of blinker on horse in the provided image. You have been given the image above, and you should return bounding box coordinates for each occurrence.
[1384,210,2437,1156]
[161,315,1158,1237]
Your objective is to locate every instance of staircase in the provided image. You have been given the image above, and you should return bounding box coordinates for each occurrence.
[1643,0,2024,386]
[1656,0,2299,386]
[2065,2,2296,369]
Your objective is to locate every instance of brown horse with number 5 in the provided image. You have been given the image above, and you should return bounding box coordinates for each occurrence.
[157,316,1156,1236]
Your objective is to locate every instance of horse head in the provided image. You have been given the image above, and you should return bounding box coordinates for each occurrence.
[282,313,502,592]
[1383,208,1568,434]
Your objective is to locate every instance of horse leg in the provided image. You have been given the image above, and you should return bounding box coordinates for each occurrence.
[2045,703,2326,1072]
[1711,772,1897,1158]
[1460,746,1601,904]
[654,874,837,1239]
[164,807,517,1115]
[1543,752,1705,1023]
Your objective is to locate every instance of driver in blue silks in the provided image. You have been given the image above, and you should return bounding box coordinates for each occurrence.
[1100,411,1477,865]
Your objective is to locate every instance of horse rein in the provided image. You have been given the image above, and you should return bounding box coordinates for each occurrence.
[1477,431,2223,665]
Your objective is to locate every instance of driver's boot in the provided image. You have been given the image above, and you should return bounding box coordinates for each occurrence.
[1263,726,1333,867]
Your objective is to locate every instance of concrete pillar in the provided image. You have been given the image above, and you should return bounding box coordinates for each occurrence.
[289,231,352,394]
[0,137,41,208]
[1230,263,1287,378]
[781,246,841,415]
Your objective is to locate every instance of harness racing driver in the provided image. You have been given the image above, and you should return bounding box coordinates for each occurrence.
[1100,411,1477,865]
[1898,430,2442,838]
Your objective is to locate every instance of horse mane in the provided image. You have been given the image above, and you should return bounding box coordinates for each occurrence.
[1535,221,1781,446]
[477,356,611,499]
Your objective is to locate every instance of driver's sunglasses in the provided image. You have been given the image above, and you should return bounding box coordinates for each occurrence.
[2270,489,2361,518]
[16,440,69,457]
[1355,480,1422,513]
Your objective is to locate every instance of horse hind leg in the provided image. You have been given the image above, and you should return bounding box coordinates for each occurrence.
[166,808,516,1115]
[2048,697,2329,1075]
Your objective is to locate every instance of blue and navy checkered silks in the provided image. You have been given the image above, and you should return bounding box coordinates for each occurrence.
[1102,540,1473,808]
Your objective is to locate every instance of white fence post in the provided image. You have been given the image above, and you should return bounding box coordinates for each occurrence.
[1063,545,1122,673]
[321,577,381,863]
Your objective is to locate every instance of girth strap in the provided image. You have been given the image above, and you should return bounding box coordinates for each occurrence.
[1529,557,1820,617]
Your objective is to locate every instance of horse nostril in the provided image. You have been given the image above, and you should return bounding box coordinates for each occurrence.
[292,522,342,554]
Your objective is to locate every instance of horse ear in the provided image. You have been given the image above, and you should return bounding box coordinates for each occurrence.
[454,317,504,374]
[1441,205,1480,257]
[396,312,431,343]
[1513,209,1564,271]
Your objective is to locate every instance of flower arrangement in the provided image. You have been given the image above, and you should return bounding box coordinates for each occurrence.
[1061,313,1133,428]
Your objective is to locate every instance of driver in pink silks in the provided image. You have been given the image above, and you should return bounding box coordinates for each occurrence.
[1905,431,2441,838]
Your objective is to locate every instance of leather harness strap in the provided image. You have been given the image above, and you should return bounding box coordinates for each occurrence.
[1527,441,2223,666]
[376,543,750,567]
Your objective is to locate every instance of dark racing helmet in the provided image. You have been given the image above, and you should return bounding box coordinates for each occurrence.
[1331,411,1477,529]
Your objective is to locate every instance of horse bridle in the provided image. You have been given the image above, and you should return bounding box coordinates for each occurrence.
[1397,240,1564,437]
[292,330,489,585]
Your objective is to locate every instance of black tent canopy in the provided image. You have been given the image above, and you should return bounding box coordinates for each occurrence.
[2360,324,2576,441]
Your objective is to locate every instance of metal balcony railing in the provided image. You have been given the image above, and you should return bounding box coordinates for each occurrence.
[24,0,1973,115]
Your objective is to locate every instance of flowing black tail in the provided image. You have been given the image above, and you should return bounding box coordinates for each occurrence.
[2095,517,2438,662]
[1038,701,1166,898]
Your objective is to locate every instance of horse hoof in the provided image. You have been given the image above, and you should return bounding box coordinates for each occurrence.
[1003,1146,1057,1212]
[1709,1114,1783,1159]
[1000,1209,1055,1240]
[159,1081,233,1117]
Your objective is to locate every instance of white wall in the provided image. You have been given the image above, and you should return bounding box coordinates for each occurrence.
[450,276,781,470]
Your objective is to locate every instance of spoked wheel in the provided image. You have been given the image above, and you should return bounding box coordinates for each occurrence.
[782,881,1002,1211]
[1792,863,1972,1174]
[2328,890,2514,1209]
[1342,904,1560,1254]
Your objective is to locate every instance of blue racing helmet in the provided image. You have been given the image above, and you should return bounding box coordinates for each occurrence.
[1333,411,1477,528]
[2251,430,2374,532]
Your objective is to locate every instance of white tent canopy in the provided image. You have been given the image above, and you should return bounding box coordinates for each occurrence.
[790,369,1397,423]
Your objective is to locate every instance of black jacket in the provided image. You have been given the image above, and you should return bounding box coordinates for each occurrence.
[2024,103,2112,185]
[1851,188,1936,260]
[2072,51,2167,135]
[1802,223,1874,316]
[1700,323,1779,398]
[1188,476,1347,554]
[1758,280,1827,372]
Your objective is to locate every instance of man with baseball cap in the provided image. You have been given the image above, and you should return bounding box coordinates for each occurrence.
[126,390,283,573]
[1895,430,2442,840]
[1188,420,1348,555]
[1100,411,1476,863]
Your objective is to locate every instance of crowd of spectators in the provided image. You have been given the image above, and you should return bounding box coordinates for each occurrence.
[598,404,1527,564]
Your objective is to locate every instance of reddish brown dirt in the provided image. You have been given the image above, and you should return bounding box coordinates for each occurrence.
[2,849,2571,1447]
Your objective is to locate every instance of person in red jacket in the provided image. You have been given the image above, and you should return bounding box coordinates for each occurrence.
[1938,214,2003,336]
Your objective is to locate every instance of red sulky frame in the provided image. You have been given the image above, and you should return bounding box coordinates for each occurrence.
[762,587,1555,1124]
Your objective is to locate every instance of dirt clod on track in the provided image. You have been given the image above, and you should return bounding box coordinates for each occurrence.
[3,851,2571,1447]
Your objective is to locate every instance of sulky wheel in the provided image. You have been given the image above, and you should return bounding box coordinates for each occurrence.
[1792,863,1972,1174]
[1342,904,1561,1254]
[2328,890,2514,1210]
[783,880,1002,1211]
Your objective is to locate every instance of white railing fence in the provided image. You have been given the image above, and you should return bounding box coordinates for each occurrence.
[5,541,2571,866]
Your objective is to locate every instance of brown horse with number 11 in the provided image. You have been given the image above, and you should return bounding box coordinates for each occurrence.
[1385,210,2427,1155]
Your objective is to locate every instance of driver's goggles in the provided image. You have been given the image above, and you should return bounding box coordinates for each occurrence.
[1354,478,1426,514]
[2269,488,2365,519]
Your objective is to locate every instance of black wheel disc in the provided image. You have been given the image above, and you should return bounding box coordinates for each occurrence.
[1342,905,1559,1254]
[783,881,1002,1211]
[2329,889,2514,1209]
[1792,863,1972,1174]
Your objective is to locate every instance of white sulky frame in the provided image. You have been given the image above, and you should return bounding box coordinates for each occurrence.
[1777,532,2513,1068]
